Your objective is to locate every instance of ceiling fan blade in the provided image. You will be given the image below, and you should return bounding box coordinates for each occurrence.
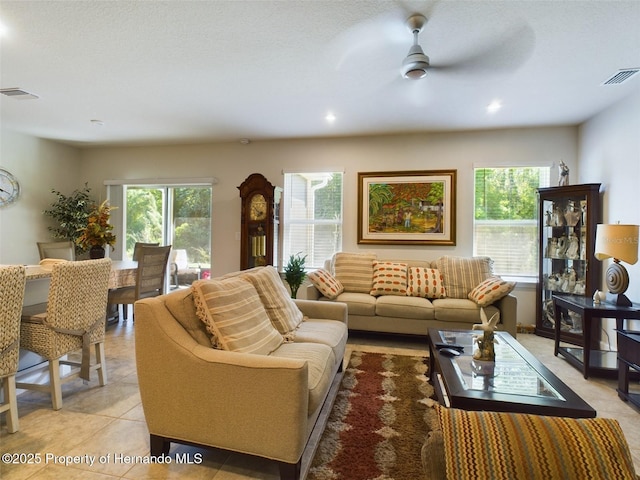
[430,21,536,77]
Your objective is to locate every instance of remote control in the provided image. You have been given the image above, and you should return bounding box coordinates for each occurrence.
[434,343,465,352]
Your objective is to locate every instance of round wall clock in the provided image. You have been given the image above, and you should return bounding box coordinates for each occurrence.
[0,168,20,207]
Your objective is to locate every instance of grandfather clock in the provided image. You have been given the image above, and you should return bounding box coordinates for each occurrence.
[238,173,282,270]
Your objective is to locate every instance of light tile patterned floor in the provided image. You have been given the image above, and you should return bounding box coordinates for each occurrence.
[1,317,638,479]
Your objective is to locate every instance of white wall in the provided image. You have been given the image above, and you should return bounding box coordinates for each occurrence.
[0,130,83,264]
[579,89,640,336]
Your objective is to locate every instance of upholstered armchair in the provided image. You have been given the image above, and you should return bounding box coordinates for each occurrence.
[169,249,200,288]
[0,266,26,433]
[18,259,112,410]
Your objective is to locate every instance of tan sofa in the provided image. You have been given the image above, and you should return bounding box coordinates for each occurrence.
[306,254,517,337]
[134,267,348,480]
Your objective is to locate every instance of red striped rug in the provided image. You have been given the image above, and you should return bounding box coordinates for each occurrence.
[309,351,436,480]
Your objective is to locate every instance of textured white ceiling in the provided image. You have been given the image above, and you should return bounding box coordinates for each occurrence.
[0,0,639,146]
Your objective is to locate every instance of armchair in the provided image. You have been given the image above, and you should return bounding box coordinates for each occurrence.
[169,249,200,288]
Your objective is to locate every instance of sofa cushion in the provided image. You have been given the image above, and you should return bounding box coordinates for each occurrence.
[333,252,376,293]
[437,256,493,299]
[165,288,212,347]
[432,298,499,324]
[308,268,344,300]
[240,266,303,338]
[294,319,348,362]
[407,267,446,299]
[370,261,408,296]
[192,278,284,355]
[436,405,637,480]
[468,276,516,307]
[375,295,435,320]
[270,342,336,414]
[333,292,376,316]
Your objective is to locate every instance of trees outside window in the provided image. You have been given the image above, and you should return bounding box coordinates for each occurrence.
[474,167,549,277]
[283,172,343,269]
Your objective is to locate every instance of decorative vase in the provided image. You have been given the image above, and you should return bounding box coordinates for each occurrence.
[89,245,106,259]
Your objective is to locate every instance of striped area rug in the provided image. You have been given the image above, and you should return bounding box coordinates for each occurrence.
[309,351,437,480]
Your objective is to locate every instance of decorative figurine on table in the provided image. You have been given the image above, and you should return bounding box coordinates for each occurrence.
[472,308,500,362]
[558,160,570,186]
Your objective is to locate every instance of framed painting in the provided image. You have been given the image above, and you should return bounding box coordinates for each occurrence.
[358,170,456,245]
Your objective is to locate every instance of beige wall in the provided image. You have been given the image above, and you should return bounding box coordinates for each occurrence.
[7,113,637,329]
[0,130,82,264]
[579,90,640,335]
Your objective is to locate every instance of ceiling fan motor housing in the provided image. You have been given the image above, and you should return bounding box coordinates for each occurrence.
[402,44,430,79]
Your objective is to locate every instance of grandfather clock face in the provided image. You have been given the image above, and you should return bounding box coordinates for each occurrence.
[249,194,267,221]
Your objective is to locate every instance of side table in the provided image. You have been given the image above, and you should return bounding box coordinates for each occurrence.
[552,293,640,379]
[617,330,640,408]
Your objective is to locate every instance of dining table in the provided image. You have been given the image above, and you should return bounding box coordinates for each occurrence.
[24,260,138,290]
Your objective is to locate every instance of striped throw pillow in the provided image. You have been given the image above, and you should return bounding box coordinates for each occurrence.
[192,278,283,355]
[370,261,408,296]
[437,405,637,480]
[468,276,516,307]
[333,252,376,293]
[240,266,303,337]
[407,267,446,298]
[308,268,344,300]
[437,256,493,299]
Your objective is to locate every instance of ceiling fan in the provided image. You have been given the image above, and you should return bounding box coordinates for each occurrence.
[329,4,535,90]
[401,14,431,80]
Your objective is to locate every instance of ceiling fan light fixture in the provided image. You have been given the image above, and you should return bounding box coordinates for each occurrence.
[402,48,430,80]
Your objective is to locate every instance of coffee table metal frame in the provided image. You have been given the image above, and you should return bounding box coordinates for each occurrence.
[428,329,596,418]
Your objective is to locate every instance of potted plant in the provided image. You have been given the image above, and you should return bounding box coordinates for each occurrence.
[76,200,117,258]
[43,184,94,256]
[284,252,307,299]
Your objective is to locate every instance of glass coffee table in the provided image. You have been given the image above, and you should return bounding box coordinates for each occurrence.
[428,329,596,418]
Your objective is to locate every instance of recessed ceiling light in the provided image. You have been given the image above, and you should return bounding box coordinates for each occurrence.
[487,100,502,114]
[90,119,105,126]
[325,112,336,123]
[0,21,8,38]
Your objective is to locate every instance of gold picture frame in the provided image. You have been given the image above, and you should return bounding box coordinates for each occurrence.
[358,170,456,245]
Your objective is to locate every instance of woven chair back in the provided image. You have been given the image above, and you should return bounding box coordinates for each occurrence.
[135,245,172,298]
[0,266,26,377]
[23,259,112,359]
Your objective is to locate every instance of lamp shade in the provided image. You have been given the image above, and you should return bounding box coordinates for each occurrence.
[594,224,639,264]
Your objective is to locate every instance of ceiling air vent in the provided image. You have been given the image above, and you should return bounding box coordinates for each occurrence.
[0,88,39,99]
[601,68,640,86]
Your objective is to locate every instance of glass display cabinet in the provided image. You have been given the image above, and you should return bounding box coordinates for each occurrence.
[536,183,602,341]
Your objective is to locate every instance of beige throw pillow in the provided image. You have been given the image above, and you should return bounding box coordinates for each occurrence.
[407,267,446,299]
[308,268,344,300]
[240,266,303,337]
[192,278,283,355]
[468,276,516,307]
[333,252,376,293]
[370,261,408,296]
[437,256,493,299]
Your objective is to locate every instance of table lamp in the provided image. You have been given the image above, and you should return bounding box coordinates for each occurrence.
[594,223,639,306]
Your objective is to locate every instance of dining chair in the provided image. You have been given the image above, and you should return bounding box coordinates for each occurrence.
[133,242,159,261]
[0,265,26,433]
[108,245,172,321]
[37,240,76,261]
[17,258,112,410]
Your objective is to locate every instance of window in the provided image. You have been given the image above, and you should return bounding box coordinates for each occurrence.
[283,171,343,269]
[474,167,550,277]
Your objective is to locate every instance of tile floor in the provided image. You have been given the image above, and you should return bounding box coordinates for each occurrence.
[1,318,639,479]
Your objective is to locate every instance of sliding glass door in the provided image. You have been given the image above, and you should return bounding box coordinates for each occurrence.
[124,185,212,275]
